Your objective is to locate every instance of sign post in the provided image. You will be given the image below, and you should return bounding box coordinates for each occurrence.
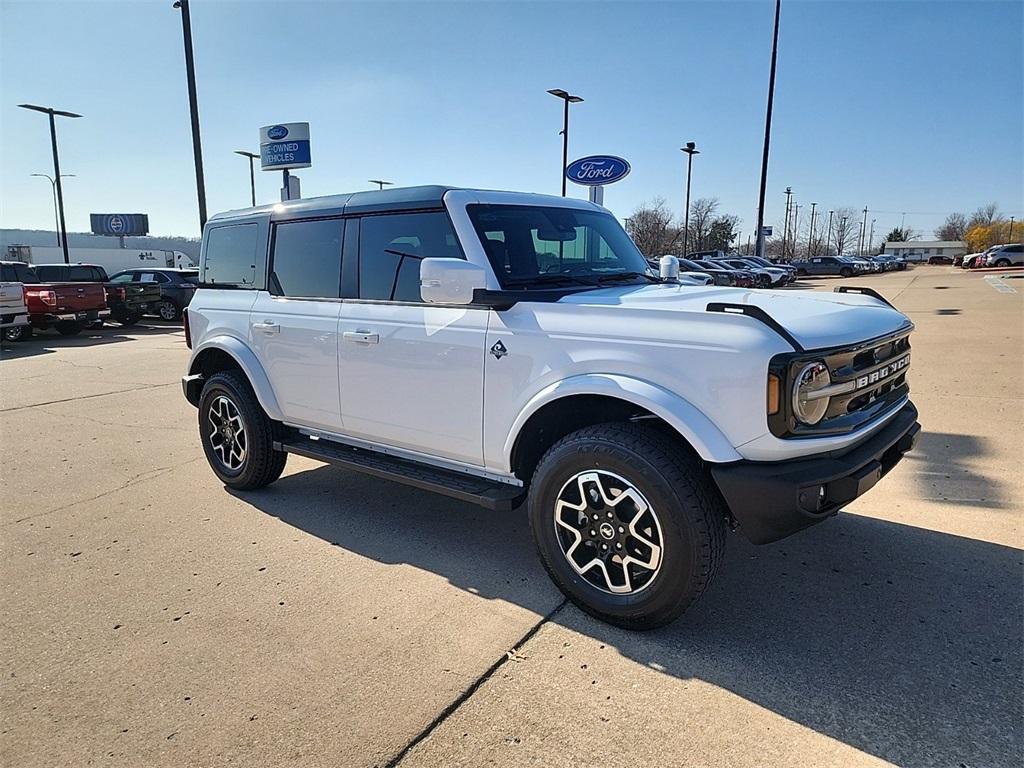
[259,123,311,201]
[565,155,629,211]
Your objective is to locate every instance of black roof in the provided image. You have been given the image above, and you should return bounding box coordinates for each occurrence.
[209,185,455,223]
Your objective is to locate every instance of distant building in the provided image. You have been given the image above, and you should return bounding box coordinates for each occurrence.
[882,240,967,262]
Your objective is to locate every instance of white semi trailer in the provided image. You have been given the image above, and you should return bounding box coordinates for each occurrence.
[5,245,196,272]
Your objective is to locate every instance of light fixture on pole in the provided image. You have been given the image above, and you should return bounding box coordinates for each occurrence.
[547,88,583,197]
[368,179,393,191]
[18,104,81,263]
[30,173,75,247]
[680,142,700,257]
[754,0,782,258]
[234,150,259,207]
[173,0,208,231]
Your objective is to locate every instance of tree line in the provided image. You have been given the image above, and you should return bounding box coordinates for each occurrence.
[934,204,1018,252]
[625,197,740,258]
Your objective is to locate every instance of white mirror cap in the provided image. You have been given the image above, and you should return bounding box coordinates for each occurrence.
[659,255,680,281]
[420,258,487,305]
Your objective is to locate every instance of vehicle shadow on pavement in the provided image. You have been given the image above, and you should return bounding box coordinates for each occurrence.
[238,465,1023,768]
[904,430,1010,509]
[0,324,183,357]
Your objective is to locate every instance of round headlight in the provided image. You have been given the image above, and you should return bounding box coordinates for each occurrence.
[792,361,831,425]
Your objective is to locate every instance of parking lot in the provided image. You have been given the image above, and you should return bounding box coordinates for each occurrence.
[1,267,1021,767]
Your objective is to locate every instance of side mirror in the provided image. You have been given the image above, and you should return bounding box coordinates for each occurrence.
[420,258,487,305]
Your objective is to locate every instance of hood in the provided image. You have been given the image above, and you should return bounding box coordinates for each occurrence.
[554,283,912,351]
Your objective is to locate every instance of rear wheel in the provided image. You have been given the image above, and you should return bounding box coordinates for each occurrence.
[56,321,82,336]
[797,268,808,276]
[2,324,32,342]
[114,310,140,326]
[528,423,727,630]
[158,300,181,321]
[198,371,287,490]
[995,258,1011,268]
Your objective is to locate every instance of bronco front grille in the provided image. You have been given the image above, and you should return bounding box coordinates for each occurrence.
[768,327,913,438]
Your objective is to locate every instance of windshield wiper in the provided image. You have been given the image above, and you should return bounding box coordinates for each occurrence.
[503,274,598,289]
[594,271,660,285]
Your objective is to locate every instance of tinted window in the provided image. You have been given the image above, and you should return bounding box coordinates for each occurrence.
[180,271,200,284]
[1,263,39,283]
[1006,245,1023,253]
[109,272,133,283]
[34,266,65,281]
[271,218,344,298]
[203,223,259,286]
[67,266,105,281]
[359,212,461,302]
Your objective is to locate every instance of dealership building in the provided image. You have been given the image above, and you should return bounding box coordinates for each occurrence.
[882,240,968,261]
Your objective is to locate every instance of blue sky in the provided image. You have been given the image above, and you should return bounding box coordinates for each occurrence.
[1,0,1021,241]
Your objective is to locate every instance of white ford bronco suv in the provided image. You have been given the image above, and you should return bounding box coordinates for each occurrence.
[183,186,920,629]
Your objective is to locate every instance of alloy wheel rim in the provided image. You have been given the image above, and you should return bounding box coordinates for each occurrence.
[553,469,663,595]
[207,395,247,471]
[160,302,176,320]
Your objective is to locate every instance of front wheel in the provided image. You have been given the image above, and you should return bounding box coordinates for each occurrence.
[198,371,287,490]
[528,423,727,630]
[839,267,853,277]
[796,268,808,276]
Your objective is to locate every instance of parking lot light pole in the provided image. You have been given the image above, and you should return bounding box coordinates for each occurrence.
[868,218,876,255]
[782,187,793,260]
[681,142,700,257]
[234,151,259,207]
[30,173,75,246]
[755,0,782,259]
[368,180,393,191]
[547,89,583,196]
[173,0,208,231]
[825,210,834,255]
[859,206,868,256]
[808,202,817,256]
[18,104,81,264]
[1008,216,1015,242]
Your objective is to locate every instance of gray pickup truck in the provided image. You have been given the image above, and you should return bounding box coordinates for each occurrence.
[791,256,865,278]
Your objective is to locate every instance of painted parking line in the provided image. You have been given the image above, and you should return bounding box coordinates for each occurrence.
[984,276,1018,294]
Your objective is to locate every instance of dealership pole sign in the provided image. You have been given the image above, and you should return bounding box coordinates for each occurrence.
[565,155,631,186]
[90,213,149,236]
[259,123,311,171]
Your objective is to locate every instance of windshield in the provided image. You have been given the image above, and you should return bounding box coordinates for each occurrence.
[467,204,652,289]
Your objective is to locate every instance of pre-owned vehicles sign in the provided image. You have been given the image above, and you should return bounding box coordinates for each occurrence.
[259,123,312,170]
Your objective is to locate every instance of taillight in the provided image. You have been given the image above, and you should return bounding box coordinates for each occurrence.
[183,308,191,349]
[40,290,57,307]
[113,287,126,300]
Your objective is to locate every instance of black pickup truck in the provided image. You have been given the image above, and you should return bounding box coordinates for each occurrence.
[34,263,161,326]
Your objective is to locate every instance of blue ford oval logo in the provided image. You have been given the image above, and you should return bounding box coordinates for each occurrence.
[267,125,289,140]
[565,155,631,186]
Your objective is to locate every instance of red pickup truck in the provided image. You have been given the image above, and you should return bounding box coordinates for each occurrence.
[0,261,109,341]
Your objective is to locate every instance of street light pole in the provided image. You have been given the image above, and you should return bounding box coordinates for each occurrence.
[755,0,782,259]
[859,206,869,256]
[548,89,583,197]
[1008,216,1015,243]
[31,173,75,246]
[18,104,81,263]
[868,218,876,255]
[174,0,208,231]
[808,202,817,257]
[234,150,259,207]
[680,142,699,257]
[368,179,393,191]
[782,187,793,260]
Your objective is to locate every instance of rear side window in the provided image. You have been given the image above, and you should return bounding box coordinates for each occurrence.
[358,212,462,302]
[270,218,344,298]
[35,265,65,281]
[2,263,39,283]
[203,223,259,286]
[109,273,133,283]
[67,266,104,281]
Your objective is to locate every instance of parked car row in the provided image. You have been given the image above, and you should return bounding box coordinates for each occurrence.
[956,243,1023,269]
[0,262,197,342]
[789,254,907,277]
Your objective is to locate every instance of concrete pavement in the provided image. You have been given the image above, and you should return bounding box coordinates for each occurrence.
[1,267,1021,767]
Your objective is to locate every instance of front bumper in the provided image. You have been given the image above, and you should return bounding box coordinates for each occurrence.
[710,402,920,544]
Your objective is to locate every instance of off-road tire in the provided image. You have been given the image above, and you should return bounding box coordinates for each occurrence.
[198,371,287,490]
[56,321,82,336]
[528,422,727,630]
[2,324,32,342]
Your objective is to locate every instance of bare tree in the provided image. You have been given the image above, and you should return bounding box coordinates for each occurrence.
[625,198,681,258]
[830,207,860,256]
[969,203,999,228]
[687,197,719,251]
[935,212,967,241]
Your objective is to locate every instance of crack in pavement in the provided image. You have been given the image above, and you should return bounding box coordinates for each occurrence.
[6,457,203,526]
[384,599,569,768]
[0,381,178,413]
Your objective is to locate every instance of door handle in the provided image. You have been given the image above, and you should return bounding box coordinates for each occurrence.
[253,320,280,334]
[343,329,379,344]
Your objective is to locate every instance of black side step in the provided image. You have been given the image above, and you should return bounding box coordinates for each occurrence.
[273,436,526,512]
